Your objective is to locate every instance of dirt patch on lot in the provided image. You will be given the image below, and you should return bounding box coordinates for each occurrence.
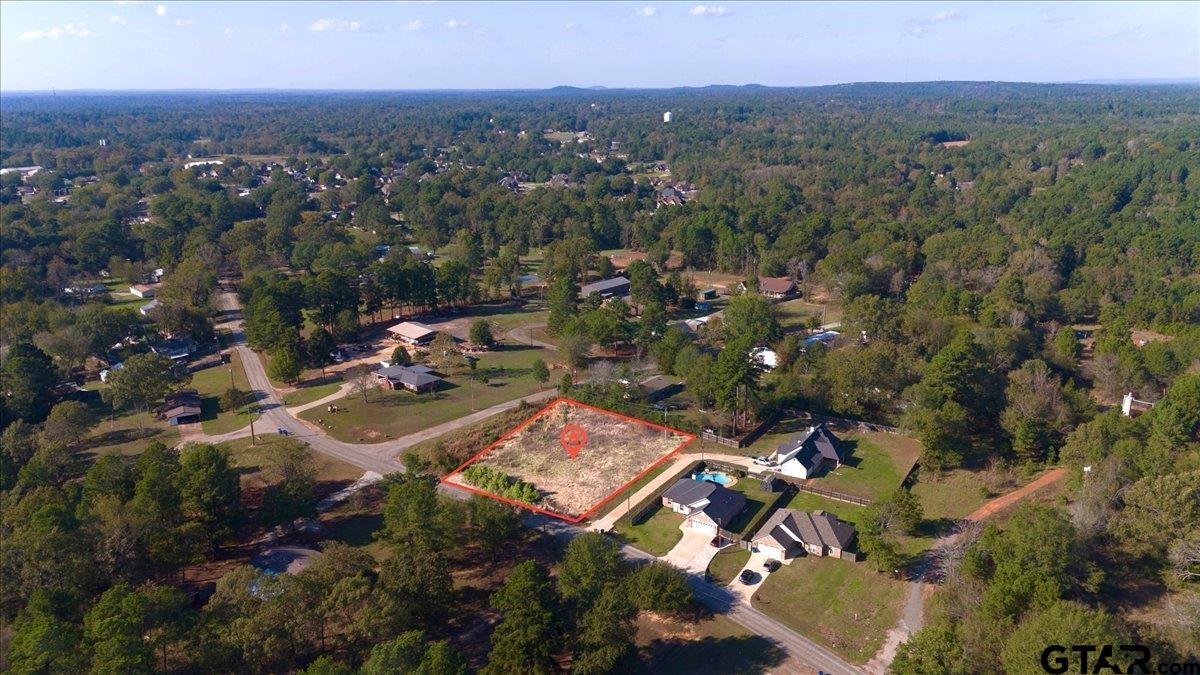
[444,399,693,520]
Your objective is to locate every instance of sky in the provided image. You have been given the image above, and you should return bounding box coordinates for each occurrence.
[1,1,1197,91]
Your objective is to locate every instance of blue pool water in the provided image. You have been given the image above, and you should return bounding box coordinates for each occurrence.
[694,471,733,486]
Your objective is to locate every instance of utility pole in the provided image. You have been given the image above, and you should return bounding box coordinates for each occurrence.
[227,365,235,390]
[249,407,258,445]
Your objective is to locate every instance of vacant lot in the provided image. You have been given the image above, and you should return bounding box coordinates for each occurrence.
[445,399,693,520]
[190,350,256,435]
[775,297,842,327]
[752,554,906,663]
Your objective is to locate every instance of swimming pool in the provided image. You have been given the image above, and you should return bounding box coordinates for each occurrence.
[694,470,734,486]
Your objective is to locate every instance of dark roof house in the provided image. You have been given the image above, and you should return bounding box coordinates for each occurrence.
[156,390,202,425]
[579,276,631,299]
[771,423,843,479]
[638,375,683,402]
[661,478,746,533]
[374,364,443,393]
[751,508,857,559]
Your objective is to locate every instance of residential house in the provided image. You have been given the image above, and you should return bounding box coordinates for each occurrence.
[140,299,160,316]
[657,186,685,207]
[151,338,195,362]
[770,423,844,480]
[1121,393,1155,417]
[129,284,158,299]
[750,277,798,299]
[661,478,746,535]
[374,364,443,393]
[547,173,572,187]
[751,347,779,371]
[638,375,683,402]
[802,331,840,349]
[387,321,439,347]
[579,276,631,299]
[156,390,202,425]
[750,508,857,561]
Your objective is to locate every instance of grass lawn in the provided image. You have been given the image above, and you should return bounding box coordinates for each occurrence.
[707,547,751,584]
[82,409,180,457]
[747,420,920,500]
[282,379,344,408]
[216,434,363,487]
[611,504,684,556]
[752,554,907,663]
[725,479,786,536]
[775,298,843,327]
[298,346,552,443]
[189,350,258,435]
[590,460,676,520]
[910,468,992,522]
[635,613,788,674]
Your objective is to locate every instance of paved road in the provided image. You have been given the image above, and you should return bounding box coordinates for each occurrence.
[212,285,863,673]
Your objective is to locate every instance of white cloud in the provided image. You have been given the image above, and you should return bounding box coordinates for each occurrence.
[636,6,657,17]
[279,22,289,32]
[112,1,144,4]
[173,19,195,26]
[223,27,233,35]
[401,20,425,31]
[689,5,731,18]
[445,18,471,29]
[930,9,962,22]
[564,22,579,30]
[155,4,167,16]
[109,15,127,25]
[309,18,362,32]
[19,23,96,41]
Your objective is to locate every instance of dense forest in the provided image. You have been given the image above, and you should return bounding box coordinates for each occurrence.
[1,83,1198,672]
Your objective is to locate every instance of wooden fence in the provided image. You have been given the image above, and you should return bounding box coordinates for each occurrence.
[699,412,781,449]
[784,409,905,435]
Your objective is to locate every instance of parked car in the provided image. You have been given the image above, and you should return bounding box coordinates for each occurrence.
[709,536,722,548]
[738,569,756,584]
[752,455,772,466]
[277,427,291,436]
[763,558,781,573]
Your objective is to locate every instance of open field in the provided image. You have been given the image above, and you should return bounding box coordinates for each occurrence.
[281,379,343,407]
[298,345,554,443]
[775,297,842,327]
[444,399,694,521]
[216,434,364,491]
[82,408,180,457]
[747,420,920,500]
[752,554,907,663]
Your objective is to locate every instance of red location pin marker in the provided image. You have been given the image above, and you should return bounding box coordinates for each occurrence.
[560,424,588,459]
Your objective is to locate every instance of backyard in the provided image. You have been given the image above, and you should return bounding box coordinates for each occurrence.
[747,420,921,500]
[297,344,556,443]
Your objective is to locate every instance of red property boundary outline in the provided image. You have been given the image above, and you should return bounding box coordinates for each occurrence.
[441,397,697,523]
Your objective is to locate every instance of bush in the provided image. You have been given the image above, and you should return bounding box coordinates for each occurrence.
[461,465,540,504]
[220,387,249,412]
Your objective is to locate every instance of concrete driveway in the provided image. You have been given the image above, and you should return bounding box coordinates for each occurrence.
[727,550,778,604]
[661,526,722,573]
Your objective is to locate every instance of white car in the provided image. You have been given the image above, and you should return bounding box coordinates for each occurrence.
[752,456,773,466]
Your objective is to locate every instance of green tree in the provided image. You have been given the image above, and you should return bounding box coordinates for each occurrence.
[572,586,637,675]
[864,487,924,536]
[104,352,183,418]
[362,631,427,675]
[416,641,469,675]
[469,319,495,347]
[381,474,450,550]
[1001,602,1125,675]
[891,625,968,675]
[468,495,524,559]
[378,544,453,632]
[483,561,558,675]
[391,345,412,367]
[624,561,693,615]
[722,294,781,345]
[306,326,337,373]
[546,275,580,336]
[531,358,550,388]
[556,532,624,614]
[1,342,59,423]
[6,589,86,674]
[83,583,155,674]
[178,444,241,549]
[261,440,318,533]
[41,400,98,447]
[267,337,303,384]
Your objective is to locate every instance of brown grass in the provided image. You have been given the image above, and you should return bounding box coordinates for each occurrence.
[446,400,692,518]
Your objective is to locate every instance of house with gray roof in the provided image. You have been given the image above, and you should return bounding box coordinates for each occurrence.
[374,364,443,393]
[579,276,630,299]
[661,478,746,536]
[770,423,843,479]
[751,508,857,561]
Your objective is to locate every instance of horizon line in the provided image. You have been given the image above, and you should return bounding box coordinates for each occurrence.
[3,78,1199,96]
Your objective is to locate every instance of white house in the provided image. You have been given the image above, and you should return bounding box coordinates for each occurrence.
[129,284,157,299]
[770,424,844,479]
[663,111,672,123]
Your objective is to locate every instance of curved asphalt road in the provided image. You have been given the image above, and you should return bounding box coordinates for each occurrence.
[214,285,863,675]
